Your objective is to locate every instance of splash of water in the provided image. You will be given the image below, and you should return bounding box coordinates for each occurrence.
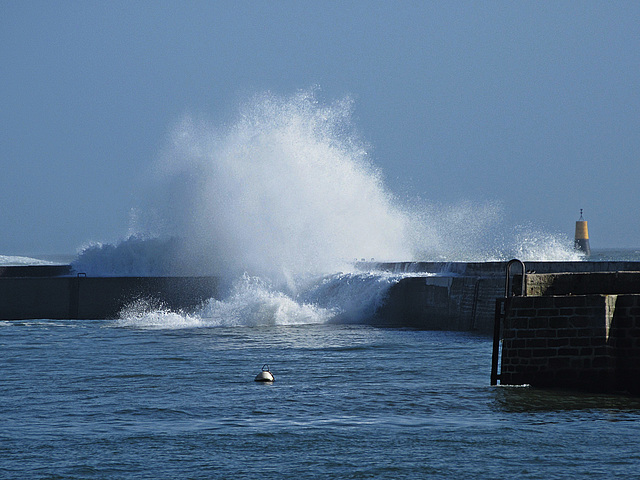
[0,255,55,266]
[76,88,580,278]
[75,88,583,328]
[148,89,414,281]
[115,271,411,330]
[504,225,583,261]
[72,236,182,276]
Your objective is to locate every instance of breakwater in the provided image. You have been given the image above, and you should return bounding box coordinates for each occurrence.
[369,261,640,333]
[372,261,640,394]
[0,273,218,320]
[491,269,640,394]
[4,260,639,394]
[3,261,639,329]
[499,293,640,394]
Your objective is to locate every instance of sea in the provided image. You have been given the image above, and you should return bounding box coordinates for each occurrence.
[3,93,640,478]
[2,249,640,479]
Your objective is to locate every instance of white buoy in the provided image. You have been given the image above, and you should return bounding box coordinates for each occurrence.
[254,364,274,382]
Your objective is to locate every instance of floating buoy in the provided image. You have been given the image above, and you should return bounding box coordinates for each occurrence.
[254,364,274,382]
[574,209,591,256]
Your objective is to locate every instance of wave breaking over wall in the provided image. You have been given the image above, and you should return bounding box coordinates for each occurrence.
[71,88,582,328]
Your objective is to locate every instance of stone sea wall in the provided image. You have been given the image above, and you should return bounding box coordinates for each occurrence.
[373,275,504,332]
[371,261,640,333]
[499,294,640,394]
[0,276,218,320]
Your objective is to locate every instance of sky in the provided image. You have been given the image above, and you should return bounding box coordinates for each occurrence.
[1,1,639,255]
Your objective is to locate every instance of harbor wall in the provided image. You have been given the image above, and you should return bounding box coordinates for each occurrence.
[499,294,640,394]
[525,272,640,296]
[370,261,640,275]
[374,275,504,332]
[0,276,218,320]
[2,262,640,329]
[372,262,640,333]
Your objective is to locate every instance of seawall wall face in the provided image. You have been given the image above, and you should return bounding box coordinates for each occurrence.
[526,272,640,296]
[375,276,504,332]
[0,277,72,320]
[500,295,640,394]
[609,295,640,394]
[3,261,639,327]
[370,261,640,275]
[374,277,455,329]
[373,263,640,333]
[0,277,218,320]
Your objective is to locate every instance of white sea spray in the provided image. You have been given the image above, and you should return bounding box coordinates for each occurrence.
[69,89,581,327]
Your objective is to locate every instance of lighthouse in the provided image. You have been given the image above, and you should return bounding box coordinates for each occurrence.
[574,209,591,256]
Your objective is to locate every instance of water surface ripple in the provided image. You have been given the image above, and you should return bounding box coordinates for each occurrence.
[1,321,639,479]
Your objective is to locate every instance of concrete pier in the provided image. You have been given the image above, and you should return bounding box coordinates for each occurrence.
[371,261,640,394]
[0,264,72,277]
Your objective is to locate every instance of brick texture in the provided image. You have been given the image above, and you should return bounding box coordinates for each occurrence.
[500,294,640,394]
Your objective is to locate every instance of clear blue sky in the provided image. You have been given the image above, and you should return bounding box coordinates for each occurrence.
[2,1,638,255]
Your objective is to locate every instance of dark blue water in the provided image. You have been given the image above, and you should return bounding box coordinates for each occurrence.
[2,320,639,479]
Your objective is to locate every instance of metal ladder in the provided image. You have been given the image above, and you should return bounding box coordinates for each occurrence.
[491,259,526,386]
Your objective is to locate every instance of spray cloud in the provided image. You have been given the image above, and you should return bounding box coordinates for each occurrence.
[152,89,414,280]
[75,88,581,279]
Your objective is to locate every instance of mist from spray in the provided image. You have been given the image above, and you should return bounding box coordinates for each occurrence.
[148,89,415,281]
[406,202,582,262]
[74,88,580,280]
[76,88,582,328]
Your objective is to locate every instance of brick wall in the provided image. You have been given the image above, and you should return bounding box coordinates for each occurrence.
[610,295,640,394]
[500,294,640,393]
